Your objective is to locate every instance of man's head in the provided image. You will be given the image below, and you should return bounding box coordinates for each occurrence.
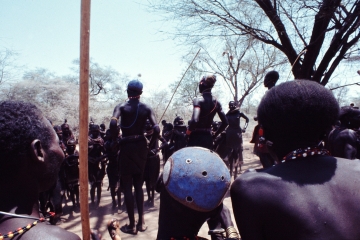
[61,120,71,135]
[145,119,153,131]
[339,106,360,129]
[264,71,279,89]
[100,123,106,131]
[161,120,167,126]
[127,79,143,97]
[229,101,237,111]
[66,139,77,155]
[0,101,64,190]
[90,124,100,137]
[257,80,339,158]
[53,125,63,140]
[199,74,216,93]
[173,116,184,126]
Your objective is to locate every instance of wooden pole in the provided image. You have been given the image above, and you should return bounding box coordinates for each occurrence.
[79,0,91,239]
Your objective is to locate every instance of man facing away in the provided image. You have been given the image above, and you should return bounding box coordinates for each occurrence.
[0,101,80,240]
[109,79,159,235]
[231,80,360,240]
[187,74,228,149]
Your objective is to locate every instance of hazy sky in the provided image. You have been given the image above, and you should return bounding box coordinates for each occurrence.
[1,0,358,104]
[0,0,186,92]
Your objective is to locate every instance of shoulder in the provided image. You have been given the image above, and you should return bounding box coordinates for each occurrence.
[193,96,203,106]
[35,224,81,240]
[139,101,152,111]
[231,169,282,201]
[335,157,360,171]
[215,99,223,110]
[335,129,357,143]
[115,102,126,109]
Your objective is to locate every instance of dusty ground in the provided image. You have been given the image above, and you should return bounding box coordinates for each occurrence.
[59,137,262,239]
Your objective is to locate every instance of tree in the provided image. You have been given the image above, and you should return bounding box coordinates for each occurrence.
[328,81,350,106]
[169,64,204,107]
[70,59,128,101]
[143,89,172,122]
[195,35,286,107]
[23,68,56,83]
[2,76,80,131]
[148,0,360,85]
[0,49,20,85]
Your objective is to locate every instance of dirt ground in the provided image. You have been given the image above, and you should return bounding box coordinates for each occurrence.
[59,136,262,239]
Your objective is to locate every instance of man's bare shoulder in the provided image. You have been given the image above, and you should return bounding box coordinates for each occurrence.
[19,224,81,240]
[193,96,204,106]
[335,157,360,171]
[231,168,283,199]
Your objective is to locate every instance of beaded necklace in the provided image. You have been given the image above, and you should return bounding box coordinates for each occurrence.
[0,211,53,239]
[282,146,330,162]
[128,95,140,99]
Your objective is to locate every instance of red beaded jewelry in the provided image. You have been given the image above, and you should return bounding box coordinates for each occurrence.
[0,218,45,239]
[282,146,330,162]
[0,211,54,239]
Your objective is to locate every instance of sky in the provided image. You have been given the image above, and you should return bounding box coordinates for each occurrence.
[0,0,187,92]
[1,0,358,105]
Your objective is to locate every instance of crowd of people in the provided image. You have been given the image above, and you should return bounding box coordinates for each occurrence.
[0,71,359,240]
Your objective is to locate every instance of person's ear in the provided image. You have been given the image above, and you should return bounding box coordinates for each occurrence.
[30,139,45,162]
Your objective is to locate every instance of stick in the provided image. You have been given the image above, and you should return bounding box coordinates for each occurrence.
[329,82,360,90]
[79,0,91,239]
[158,49,201,123]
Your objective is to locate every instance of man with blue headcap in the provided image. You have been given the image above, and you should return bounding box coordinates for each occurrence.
[156,147,239,240]
[109,79,159,235]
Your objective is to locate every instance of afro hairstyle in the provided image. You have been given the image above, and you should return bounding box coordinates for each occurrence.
[0,101,54,169]
[257,80,339,147]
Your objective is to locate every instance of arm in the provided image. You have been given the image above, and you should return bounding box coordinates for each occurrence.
[230,177,264,240]
[188,98,201,133]
[214,104,228,139]
[109,105,121,140]
[147,107,160,149]
[240,112,250,132]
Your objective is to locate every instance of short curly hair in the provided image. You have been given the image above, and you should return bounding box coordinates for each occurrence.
[258,80,339,147]
[0,101,53,165]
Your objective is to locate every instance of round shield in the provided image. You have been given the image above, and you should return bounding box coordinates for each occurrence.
[163,146,231,212]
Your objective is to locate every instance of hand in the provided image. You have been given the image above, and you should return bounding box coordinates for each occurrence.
[90,229,102,240]
[212,134,217,141]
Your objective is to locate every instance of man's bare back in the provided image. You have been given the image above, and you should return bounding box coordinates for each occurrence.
[232,156,360,240]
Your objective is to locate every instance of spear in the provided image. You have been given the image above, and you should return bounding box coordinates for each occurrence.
[79,0,91,239]
[158,49,201,123]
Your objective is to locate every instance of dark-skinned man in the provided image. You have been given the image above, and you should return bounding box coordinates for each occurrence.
[143,119,167,207]
[88,124,106,208]
[187,74,228,149]
[225,101,249,178]
[327,106,360,159]
[109,79,159,235]
[250,70,279,168]
[231,80,360,240]
[0,101,80,240]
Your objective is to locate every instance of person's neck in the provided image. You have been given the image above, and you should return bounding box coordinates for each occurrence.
[202,91,212,98]
[202,90,212,95]
[273,140,321,160]
[0,181,40,218]
[128,96,140,101]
